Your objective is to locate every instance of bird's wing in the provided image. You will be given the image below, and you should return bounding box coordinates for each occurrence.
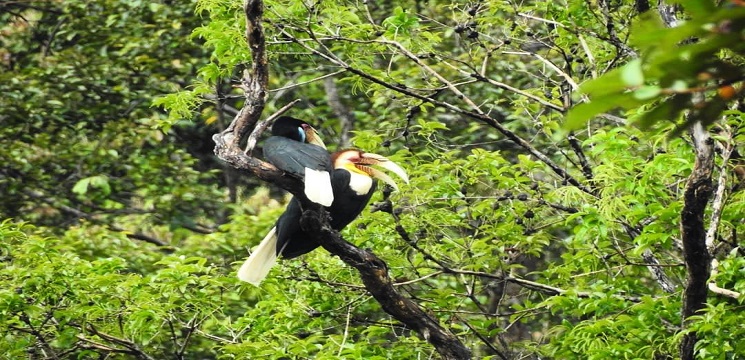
[263,137,333,177]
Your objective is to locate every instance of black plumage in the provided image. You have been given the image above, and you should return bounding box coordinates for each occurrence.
[276,168,378,259]
[239,142,408,285]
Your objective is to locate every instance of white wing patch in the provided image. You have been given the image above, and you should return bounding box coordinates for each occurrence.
[304,167,334,206]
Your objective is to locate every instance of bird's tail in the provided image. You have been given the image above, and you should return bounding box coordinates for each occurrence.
[304,167,334,206]
[237,227,279,286]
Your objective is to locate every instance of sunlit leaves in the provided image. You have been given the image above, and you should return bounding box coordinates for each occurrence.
[71,175,111,196]
[152,83,212,129]
[382,7,420,38]
[565,4,745,133]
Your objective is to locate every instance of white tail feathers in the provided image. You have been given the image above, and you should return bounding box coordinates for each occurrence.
[304,167,334,206]
[237,227,279,286]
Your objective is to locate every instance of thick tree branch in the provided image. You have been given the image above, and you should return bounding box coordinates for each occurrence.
[211,1,471,358]
[299,210,472,360]
[220,0,269,148]
[705,134,741,301]
[216,141,472,360]
[678,122,713,360]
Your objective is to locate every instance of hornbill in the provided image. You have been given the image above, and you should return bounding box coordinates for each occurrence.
[262,116,334,207]
[237,149,409,285]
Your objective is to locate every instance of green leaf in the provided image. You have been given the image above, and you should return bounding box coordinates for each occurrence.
[670,80,687,92]
[635,93,690,129]
[89,175,111,196]
[72,178,91,195]
[633,85,661,100]
[621,59,644,87]
[382,6,420,35]
[564,95,623,130]
[673,0,717,18]
[576,67,626,98]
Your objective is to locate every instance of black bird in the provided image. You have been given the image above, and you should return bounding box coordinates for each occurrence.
[262,116,334,207]
[237,149,408,285]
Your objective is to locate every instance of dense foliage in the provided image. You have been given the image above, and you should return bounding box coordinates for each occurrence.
[1,0,743,359]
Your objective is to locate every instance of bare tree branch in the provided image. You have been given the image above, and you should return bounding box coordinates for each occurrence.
[11,312,60,360]
[621,220,677,293]
[220,0,269,148]
[299,209,472,359]
[244,98,301,154]
[708,259,742,300]
[86,325,156,360]
[455,315,509,360]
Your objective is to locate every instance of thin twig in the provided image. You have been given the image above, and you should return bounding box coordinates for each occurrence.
[337,306,352,357]
[76,334,130,354]
[708,260,742,299]
[176,313,201,359]
[454,315,509,360]
[194,329,238,344]
[394,271,444,286]
[438,58,564,112]
[448,269,642,302]
[621,220,677,293]
[567,132,594,179]
[244,98,302,154]
[517,12,566,28]
[83,324,156,360]
[11,314,60,360]
[577,34,598,78]
[270,69,346,93]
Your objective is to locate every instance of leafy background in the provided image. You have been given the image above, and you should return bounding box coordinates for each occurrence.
[1,0,743,359]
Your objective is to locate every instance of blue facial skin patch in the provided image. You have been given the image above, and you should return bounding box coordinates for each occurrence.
[297,127,306,143]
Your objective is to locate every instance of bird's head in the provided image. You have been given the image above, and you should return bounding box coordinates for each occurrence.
[271,116,326,149]
[332,150,409,190]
